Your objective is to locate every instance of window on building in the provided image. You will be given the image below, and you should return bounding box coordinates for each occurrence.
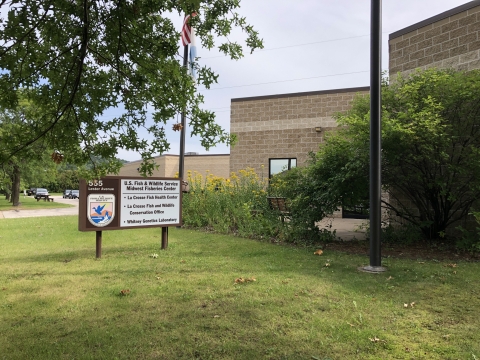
[269,158,297,178]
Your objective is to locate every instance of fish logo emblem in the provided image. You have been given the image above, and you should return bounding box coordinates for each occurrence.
[87,194,115,227]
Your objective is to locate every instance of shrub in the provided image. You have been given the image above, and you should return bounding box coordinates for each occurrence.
[455,212,480,253]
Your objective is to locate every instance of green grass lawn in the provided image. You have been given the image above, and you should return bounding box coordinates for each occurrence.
[0,196,74,211]
[0,216,479,359]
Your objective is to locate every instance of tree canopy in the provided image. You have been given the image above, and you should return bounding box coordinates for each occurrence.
[0,100,58,204]
[0,0,263,176]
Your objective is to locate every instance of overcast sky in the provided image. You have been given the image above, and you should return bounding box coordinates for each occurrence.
[117,0,471,161]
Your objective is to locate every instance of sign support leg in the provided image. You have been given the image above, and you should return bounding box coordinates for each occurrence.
[161,227,168,250]
[96,231,102,258]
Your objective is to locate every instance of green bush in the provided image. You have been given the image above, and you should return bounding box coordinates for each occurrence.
[455,212,480,253]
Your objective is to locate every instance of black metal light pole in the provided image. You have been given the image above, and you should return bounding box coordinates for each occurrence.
[179,44,188,181]
[362,0,386,273]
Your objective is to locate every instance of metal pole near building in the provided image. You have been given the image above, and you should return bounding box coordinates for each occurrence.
[361,0,386,273]
[179,44,188,181]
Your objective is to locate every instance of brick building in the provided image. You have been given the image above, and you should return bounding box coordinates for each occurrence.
[229,87,369,176]
[117,153,230,179]
[389,0,480,78]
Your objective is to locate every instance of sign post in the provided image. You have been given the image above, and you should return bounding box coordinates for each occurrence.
[161,227,168,250]
[96,231,102,259]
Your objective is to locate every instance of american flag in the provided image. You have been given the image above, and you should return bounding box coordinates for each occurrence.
[181,13,195,46]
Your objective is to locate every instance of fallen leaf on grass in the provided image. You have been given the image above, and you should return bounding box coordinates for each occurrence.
[235,277,256,284]
[347,323,355,327]
[369,337,385,343]
[324,263,331,267]
[314,249,323,255]
[444,263,457,268]
[404,302,415,308]
[453,271,457,275]
[213,315,220,318]
[386,276,393,281]
[120,289,130,296]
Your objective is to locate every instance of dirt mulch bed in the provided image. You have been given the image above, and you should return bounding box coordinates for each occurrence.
[323,240,480,262]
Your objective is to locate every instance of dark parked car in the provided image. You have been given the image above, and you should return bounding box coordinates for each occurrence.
[63,189,71,198]
[68,190,79,199]
[34,188,49,200]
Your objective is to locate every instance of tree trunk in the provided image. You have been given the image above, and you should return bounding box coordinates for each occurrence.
[12,164,21,206]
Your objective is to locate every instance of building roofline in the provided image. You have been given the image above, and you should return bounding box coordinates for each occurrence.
[389,0,480,40]
[231,86,370,103]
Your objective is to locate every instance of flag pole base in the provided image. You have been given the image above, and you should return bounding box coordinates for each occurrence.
[358,265,387,273]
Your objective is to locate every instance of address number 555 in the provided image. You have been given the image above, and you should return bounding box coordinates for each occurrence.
[88,180,103,187]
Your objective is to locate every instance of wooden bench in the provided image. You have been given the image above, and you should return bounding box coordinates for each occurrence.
[267,197,291,222]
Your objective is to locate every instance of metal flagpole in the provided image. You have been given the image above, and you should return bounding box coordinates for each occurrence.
[179,44,188,181]
[361,0,386,273]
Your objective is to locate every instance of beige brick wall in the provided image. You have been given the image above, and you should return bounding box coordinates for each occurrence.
[230,88,369,175]
[117,154,230,180]
[183,155,230,179]
[389,3,480,79]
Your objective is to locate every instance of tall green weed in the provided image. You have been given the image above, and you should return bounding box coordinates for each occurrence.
[182,168,282,240]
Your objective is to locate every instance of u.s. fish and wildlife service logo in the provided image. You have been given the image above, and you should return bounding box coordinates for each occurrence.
[87,194,115,227]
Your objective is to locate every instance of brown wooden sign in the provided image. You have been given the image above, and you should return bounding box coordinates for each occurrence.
[78,176,182,231]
